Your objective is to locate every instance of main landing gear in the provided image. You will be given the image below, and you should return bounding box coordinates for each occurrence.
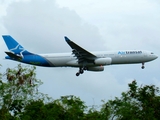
[76,67,87,76]
[141,62,145,69]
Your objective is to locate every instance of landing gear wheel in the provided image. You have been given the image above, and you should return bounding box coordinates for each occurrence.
[76,72,80,76]
[80,69,84,74]
[141,62,145,69]
[83,67,87,70]
[76,67,86,76]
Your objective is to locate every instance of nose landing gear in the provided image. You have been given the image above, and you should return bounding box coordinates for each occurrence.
[141,62,145,69]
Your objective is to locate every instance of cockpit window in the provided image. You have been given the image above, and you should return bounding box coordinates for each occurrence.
[151,52,154,54]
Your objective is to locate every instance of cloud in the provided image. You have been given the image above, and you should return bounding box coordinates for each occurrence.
[0,0,160,106]
[38,67,131,105]
[2,0,105,53]
[1,0,112,105]
[57,0,160,50]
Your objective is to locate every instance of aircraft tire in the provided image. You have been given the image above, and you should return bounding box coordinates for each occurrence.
[76,72,80,76]
[141,66,145,69]
[80,69,84,74]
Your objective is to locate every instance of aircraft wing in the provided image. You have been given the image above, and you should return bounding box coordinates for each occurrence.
[65,36,97,63]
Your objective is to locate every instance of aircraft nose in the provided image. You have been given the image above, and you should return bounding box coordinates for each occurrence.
[153,55,158,60]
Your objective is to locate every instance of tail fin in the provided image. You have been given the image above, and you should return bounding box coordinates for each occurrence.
[2,35,32,55]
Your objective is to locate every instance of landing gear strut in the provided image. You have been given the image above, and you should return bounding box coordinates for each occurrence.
[141,62,145,69]
[76,67,86,76]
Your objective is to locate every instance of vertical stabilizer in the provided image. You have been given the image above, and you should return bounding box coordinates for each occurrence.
[2,35,32,55]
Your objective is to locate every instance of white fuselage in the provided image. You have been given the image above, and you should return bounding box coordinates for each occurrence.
[39,50,158,67]
[3,35,158,76]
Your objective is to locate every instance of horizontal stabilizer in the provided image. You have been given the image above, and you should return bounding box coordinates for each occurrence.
[5,51,22,60]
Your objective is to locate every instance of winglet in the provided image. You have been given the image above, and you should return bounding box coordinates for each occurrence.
[64,36,70,42]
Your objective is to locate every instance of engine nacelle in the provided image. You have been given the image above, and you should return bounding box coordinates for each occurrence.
[94,58,112,65]
[87,66,104,71]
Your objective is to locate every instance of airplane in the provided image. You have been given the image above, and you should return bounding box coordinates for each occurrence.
[2,35,158,76]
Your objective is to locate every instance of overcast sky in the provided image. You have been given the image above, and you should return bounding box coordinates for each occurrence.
[0,0,160,106]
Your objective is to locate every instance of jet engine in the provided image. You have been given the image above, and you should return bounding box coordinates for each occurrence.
[87,66,104,71]
[94,58,112,65]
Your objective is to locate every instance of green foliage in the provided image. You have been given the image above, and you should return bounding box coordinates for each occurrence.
[104,80,160,120]
[20,95,87,120]
[58,95,87,119]
[84,106,103,120]
[0,64,49,119]
[0,64,160,120]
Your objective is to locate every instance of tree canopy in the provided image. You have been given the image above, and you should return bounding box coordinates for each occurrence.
[0,64,160,120]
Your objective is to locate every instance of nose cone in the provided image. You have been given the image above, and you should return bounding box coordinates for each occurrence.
[153,54,158,60]
[151,55,158,60]
[146,52,158,62]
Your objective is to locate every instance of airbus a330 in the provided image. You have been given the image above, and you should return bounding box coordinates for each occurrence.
[2,35,158,76]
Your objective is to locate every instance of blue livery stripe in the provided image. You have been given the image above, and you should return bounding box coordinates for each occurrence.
[21,54,53,67]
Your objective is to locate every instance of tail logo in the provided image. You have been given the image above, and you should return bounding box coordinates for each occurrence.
[10,44,25,58]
